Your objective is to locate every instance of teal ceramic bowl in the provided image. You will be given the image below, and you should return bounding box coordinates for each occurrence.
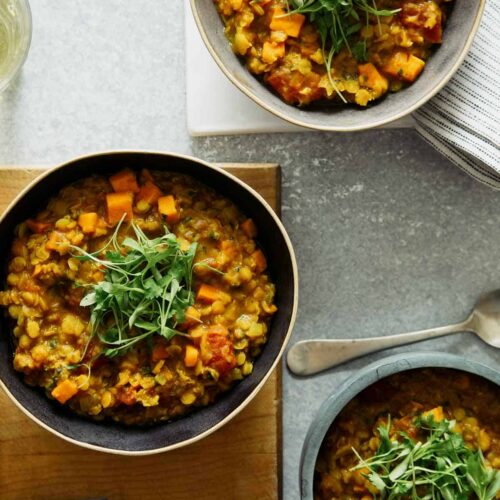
[300,352,500,499]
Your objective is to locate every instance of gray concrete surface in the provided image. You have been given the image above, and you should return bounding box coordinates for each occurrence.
[0,1,498,499]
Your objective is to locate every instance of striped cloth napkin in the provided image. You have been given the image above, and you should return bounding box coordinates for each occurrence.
[413,0,500,189]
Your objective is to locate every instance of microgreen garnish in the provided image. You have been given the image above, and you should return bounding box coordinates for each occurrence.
[286,0,399,100]
[74,220,198,358]
[351,414,500,499]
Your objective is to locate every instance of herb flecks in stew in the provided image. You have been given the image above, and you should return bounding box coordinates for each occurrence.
[0,169,277,424]
[214,0,451,106]
[315,368,500,500]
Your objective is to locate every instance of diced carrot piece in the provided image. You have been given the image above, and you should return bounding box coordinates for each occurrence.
[77,212,99,234]
[26,219,51,234]
[241,218,258,238]
[196,284,222,304]
[423,406,444,422]
[270,7,305,37]
[252,249,267,273]
[404,54,426,82]
[358,63,388,95]
[383,52,425,82]
[46,231,68,253]
[262,41,286,64]
[140,168,155,184]
[106,192,134,224]
[109,170,140,193]
[137,181,163,205]
[181,306,201,329]
[184,345,199,368]
[51,379,78,404]
[158,195,179,224]
[151,342,170,362]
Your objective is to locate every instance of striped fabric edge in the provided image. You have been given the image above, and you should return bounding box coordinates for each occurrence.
[426,80,499,140]
[412,0,500,190]
[414,107,500,168]
[415,122,500,190]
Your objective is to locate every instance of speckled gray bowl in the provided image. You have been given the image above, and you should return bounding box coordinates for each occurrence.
[190,0,485,131]
[300,352,500,499]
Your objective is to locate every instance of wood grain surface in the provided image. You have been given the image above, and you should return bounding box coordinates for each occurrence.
[0,164,282,500]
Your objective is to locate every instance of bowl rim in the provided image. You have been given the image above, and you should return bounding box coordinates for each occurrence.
[189,0,486,132]
[0,149,299,455]
[300,351,500,499]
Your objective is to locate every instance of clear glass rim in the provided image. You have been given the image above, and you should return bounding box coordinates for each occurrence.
[0,0,32,93]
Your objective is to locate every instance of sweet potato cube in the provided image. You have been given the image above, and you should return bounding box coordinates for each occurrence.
[137,181,163,205]
[51,379,78,404]
[423,406,444,422]
[158,195,179,224]
[106,192,134,224]
[109,170,140,193]
[78,212,99,234]
[358,63,388,95]
[140,168,155,184]
[196,284,222,304]
[383,52,425,82]
[270,7,305,37]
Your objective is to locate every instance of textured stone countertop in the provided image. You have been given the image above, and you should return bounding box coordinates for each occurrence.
[0,1,498,499]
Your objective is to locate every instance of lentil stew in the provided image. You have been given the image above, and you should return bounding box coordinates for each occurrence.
[0,169,277,425]
[214,0,453,107]
[315,368,500,499]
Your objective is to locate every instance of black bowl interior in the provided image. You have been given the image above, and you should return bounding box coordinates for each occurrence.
[0,152,296,452]
[192,0,482,130]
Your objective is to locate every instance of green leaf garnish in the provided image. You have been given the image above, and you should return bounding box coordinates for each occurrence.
[73,219,198,358]
[286,0,400,100]
[351,414,500,499]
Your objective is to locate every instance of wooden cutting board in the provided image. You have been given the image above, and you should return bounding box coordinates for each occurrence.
[0,163,282,500]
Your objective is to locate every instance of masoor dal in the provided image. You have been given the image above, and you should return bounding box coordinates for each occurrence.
[214,0,451,106]
[0,170,277,424]
[315,369,500,499]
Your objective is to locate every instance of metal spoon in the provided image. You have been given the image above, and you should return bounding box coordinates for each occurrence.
[287,289,500,376]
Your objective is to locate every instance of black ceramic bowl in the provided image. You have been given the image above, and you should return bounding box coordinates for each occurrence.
[190,0,485,131]
[0,151,298,455]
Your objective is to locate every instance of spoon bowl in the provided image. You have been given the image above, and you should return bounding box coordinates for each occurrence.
[288,289,500,376]
[468,289,500,348]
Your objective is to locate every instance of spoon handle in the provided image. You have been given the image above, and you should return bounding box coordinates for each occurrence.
[287,321,470,376]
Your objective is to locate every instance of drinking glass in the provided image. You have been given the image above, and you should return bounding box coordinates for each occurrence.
[0,0,31,93]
